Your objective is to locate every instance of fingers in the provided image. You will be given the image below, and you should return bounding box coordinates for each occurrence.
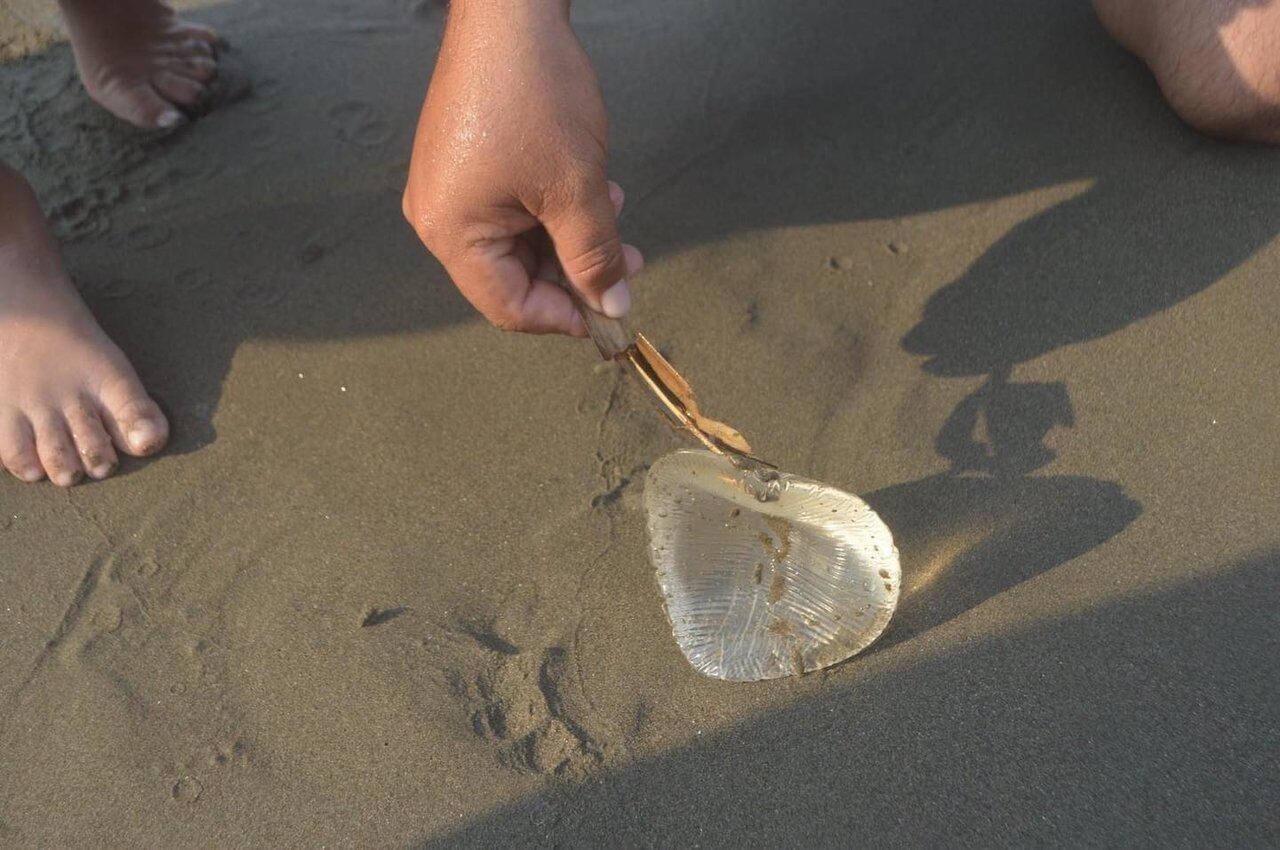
[620,243,645,280]
[608,180,624,215]
[542,175,631,318]
[408,175,641,336]
[443,247,585,336]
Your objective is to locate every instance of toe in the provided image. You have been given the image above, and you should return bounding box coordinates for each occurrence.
[161,54,217,84]
[32,413,83,487]
[152,70,206,108]
[168,24,223,56]
[100,388,169,458]
[65,401,118,480]
[0,412,44,482]
[95,78,186,129]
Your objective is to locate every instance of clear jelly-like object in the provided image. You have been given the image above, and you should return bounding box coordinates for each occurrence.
[645,450,899,681]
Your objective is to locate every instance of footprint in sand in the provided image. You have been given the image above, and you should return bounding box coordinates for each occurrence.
[126,222,172,250]
[297,227,349,268]
[90,604,123,634]
[0,113,21,141]
[201,736,252,770]
[175,267,216,294]
[361,605,408,627]
[245,78,281,116]
[454,639,603,777]
[170,776,203,803]
[327,101,392,149]
[98,277,137,301]
[442,592,609,778]
[50,186,118,241]
[248,126,277,151]
[235,273,287,306]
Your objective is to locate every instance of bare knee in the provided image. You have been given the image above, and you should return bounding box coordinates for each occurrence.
[1154,31,1280,143]
[1096,0,1280,143]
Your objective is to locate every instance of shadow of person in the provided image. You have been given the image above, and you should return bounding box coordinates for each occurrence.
[420,549,1279,847]
[5,0,1279,468]
[854,356,1138,650]
[934,368,1075,476]
[899,175,1278,380]
[863,471,1141,648]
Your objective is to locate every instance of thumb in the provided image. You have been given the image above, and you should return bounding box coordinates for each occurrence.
[542,178,631,318]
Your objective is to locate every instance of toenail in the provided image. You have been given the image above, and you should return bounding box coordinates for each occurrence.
[55,470,82,487]
[157,109,186,129]
[128,420,163,453]
[19,467,43,483]
[88,463,115,480]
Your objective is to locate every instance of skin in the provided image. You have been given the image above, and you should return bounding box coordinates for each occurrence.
[0,163,168,485]
[0,0,217,485]
[1094,0,1280,142]
[402,0,643,336]
[61,0,222,128]
[1,0,1277,487]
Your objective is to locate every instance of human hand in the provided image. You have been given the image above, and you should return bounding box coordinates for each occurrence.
[403,0,643,335]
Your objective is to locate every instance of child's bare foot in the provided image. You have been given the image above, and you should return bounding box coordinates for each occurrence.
[0,165,168,486]
[59,0,221,129]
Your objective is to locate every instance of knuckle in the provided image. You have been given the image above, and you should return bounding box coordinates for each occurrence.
[3,453,34,474]
[403,200,452,256]
[4,441,37,464]
[44,450,73,471]
[65,401,97,423]
[79,437,112,458]
[114,396,160,421]
[563,238,622,282]
[400,189,419,228]
[559,167,605,209]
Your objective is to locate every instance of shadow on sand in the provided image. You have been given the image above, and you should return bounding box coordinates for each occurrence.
[1,0,1274,842]
[866,472,1141,649]
[3,0,1278,458]
[423,549,1278,846]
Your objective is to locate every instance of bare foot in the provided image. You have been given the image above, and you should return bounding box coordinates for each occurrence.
[0,165,168,486]
[59,0,221,129]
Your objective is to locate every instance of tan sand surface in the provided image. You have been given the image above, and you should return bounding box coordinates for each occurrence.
[1,0,1277,845]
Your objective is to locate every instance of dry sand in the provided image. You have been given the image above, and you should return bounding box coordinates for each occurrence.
[1,0,1277,845]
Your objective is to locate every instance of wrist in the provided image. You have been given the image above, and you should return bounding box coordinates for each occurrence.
[448,0,570,24]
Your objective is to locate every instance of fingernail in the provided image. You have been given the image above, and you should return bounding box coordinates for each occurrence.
[157,109,185,129]
[600,280,631,319]
[128,420,163,453]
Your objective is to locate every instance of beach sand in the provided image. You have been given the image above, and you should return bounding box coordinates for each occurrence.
[1,0,1277,845]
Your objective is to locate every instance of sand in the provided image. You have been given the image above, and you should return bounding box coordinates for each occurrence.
[1,0,1277,845]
